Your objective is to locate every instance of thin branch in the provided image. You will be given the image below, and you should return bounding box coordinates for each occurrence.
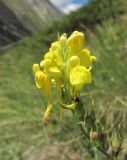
[79,123,111,158]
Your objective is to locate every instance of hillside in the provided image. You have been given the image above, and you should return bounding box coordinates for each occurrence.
[0,0,63,47]
[0,0,127,159]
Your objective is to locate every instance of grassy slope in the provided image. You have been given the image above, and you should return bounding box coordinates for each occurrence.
[2,0,63,33]
[0,1,127,160]
[2,0,44,33]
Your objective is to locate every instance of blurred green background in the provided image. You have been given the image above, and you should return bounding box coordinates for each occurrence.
[0,0,127,159]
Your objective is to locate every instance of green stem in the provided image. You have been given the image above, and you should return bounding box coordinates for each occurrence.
[79,123,110,158]
[94,147,98,160]
[72,98,119,160]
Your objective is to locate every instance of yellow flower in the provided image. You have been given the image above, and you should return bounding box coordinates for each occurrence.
[70,66,91,93]
[80,49,96,67]
[67,31,84,55]
[66,56,80,78]
[33,64,51,95]
[40,58,61,81]
[40,43,62,81]
[32,31,96,120]
[33,64,53,120]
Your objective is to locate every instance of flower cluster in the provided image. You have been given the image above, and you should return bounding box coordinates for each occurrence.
[33,31,96,120]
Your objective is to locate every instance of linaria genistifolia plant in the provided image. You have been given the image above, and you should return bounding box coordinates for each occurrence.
[33,31,122,159]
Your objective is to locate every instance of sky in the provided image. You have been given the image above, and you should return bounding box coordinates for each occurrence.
[50,0,89,14]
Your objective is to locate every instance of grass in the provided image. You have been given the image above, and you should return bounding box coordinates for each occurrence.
[0,1,127,160]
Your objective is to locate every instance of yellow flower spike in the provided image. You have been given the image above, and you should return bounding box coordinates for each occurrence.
[80,49,96,67]
[32,31,96,121]
[67,31,84,53]
[70,66,92,91]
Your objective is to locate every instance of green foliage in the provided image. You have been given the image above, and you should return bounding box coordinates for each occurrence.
[46,0,127,33]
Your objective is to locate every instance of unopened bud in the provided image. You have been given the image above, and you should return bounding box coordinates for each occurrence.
[59,33,67,46]
[92,131,98,140]
[90,130,98,141]
[111,131,121,151]
[32,64,40,74]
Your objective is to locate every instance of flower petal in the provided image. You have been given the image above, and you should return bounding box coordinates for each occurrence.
[43,102,53,120]
[80,49,96,67]
[70,66,92,90]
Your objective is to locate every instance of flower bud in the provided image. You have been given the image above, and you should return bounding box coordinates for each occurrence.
[90,130,98,141]
[32,64,40,74]
[59,33,67,46]
[92,131,98,140]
